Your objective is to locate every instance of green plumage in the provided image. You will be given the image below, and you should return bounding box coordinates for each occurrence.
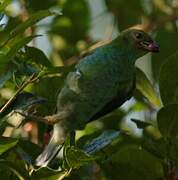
[36,28,159,166]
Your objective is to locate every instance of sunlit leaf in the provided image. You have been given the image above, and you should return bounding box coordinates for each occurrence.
[31,167,68,180]
[0,0,11,12]
[136,67,161,107]
[65,146,94,169]
[0,35,39,71]
[9,10,58,39]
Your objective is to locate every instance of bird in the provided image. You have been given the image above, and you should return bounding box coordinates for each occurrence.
[35,28,159,167]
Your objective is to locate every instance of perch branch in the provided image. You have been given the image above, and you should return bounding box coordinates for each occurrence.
[0,74,38,114]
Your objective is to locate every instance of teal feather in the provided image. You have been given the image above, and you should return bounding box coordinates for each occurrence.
[36,28,159,167]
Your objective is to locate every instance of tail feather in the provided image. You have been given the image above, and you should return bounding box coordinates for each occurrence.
[35,122,67,167]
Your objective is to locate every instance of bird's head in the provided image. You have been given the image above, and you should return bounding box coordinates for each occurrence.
[121,28,159,54]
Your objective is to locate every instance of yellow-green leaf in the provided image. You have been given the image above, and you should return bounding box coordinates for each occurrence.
[136,67,161,108]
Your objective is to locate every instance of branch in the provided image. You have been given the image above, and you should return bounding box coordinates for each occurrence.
[0,74,38,114]
[143,12,178,32]
[57,168,72,180]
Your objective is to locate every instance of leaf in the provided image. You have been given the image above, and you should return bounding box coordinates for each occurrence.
[39,66,71,78]
[25,46,52,67]
[9,10,58,39]
[6,36,39,60]
[14,92,47,110]
[157,104,178,138]
[15,62,39,76]
[142,137,167,159]
[0,120,11,135]
[0,36,39,71]
[0,0,11,12]
[31,167,68,180]
[136,67,161,107]
[0,137,18,155]
[84,130,120,154]
[159,51,178,105]
[152,27,178,80]
[131,118,152,129]
[65,146,94,169]
[17,140,42,162]
[0,70,12,88]
[0,159,26,180]
[0,92,47,118]
[16,140,42,164]
[111,145,164,180]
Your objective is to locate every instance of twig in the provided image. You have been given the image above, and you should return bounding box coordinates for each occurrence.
[57,168,72,180]
[143,12,178,32]
[0,74,38,114]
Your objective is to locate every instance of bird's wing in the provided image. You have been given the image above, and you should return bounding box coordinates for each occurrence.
[88,75,136,122]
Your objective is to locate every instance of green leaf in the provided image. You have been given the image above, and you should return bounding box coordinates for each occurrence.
[25,46,52,67]
[9,10,58,39]
[65,146,94,169]
[31,167,67,180]
[157,104,178,138]
[159,51,178,105]
[0,0,11,12]
[39,66,71,78]
[131,118,152,129]
[111,145,164,180]
[0,92,46,118]
[152,27,178,80]
[0,137,18,155]
[6,36,39,60]
[0,70,12,88]
[15,62,39,76]
[0,120,10,135]
[17,140,42,164]
[0,159,26,180]
[0,36,38,71]
[143,137,167,159]
[84,130,120,154]
[136,67,161,107]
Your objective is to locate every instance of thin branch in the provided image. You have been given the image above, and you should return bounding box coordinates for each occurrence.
[57,168,72,180]
[143,12,178,32]
[0,74,38,114]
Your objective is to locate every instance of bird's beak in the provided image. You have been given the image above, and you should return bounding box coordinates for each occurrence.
[140,41,160,53]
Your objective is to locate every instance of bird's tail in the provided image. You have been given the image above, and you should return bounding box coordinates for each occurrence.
[35,121,67,167]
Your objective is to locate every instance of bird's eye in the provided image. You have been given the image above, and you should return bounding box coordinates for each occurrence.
[135,32,143,39]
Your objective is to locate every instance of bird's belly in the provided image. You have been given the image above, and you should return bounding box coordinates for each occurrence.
[74,75,133,123]
[57,70,134,129]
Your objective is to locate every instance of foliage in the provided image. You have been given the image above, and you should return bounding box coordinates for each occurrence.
[0,0,178,179]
